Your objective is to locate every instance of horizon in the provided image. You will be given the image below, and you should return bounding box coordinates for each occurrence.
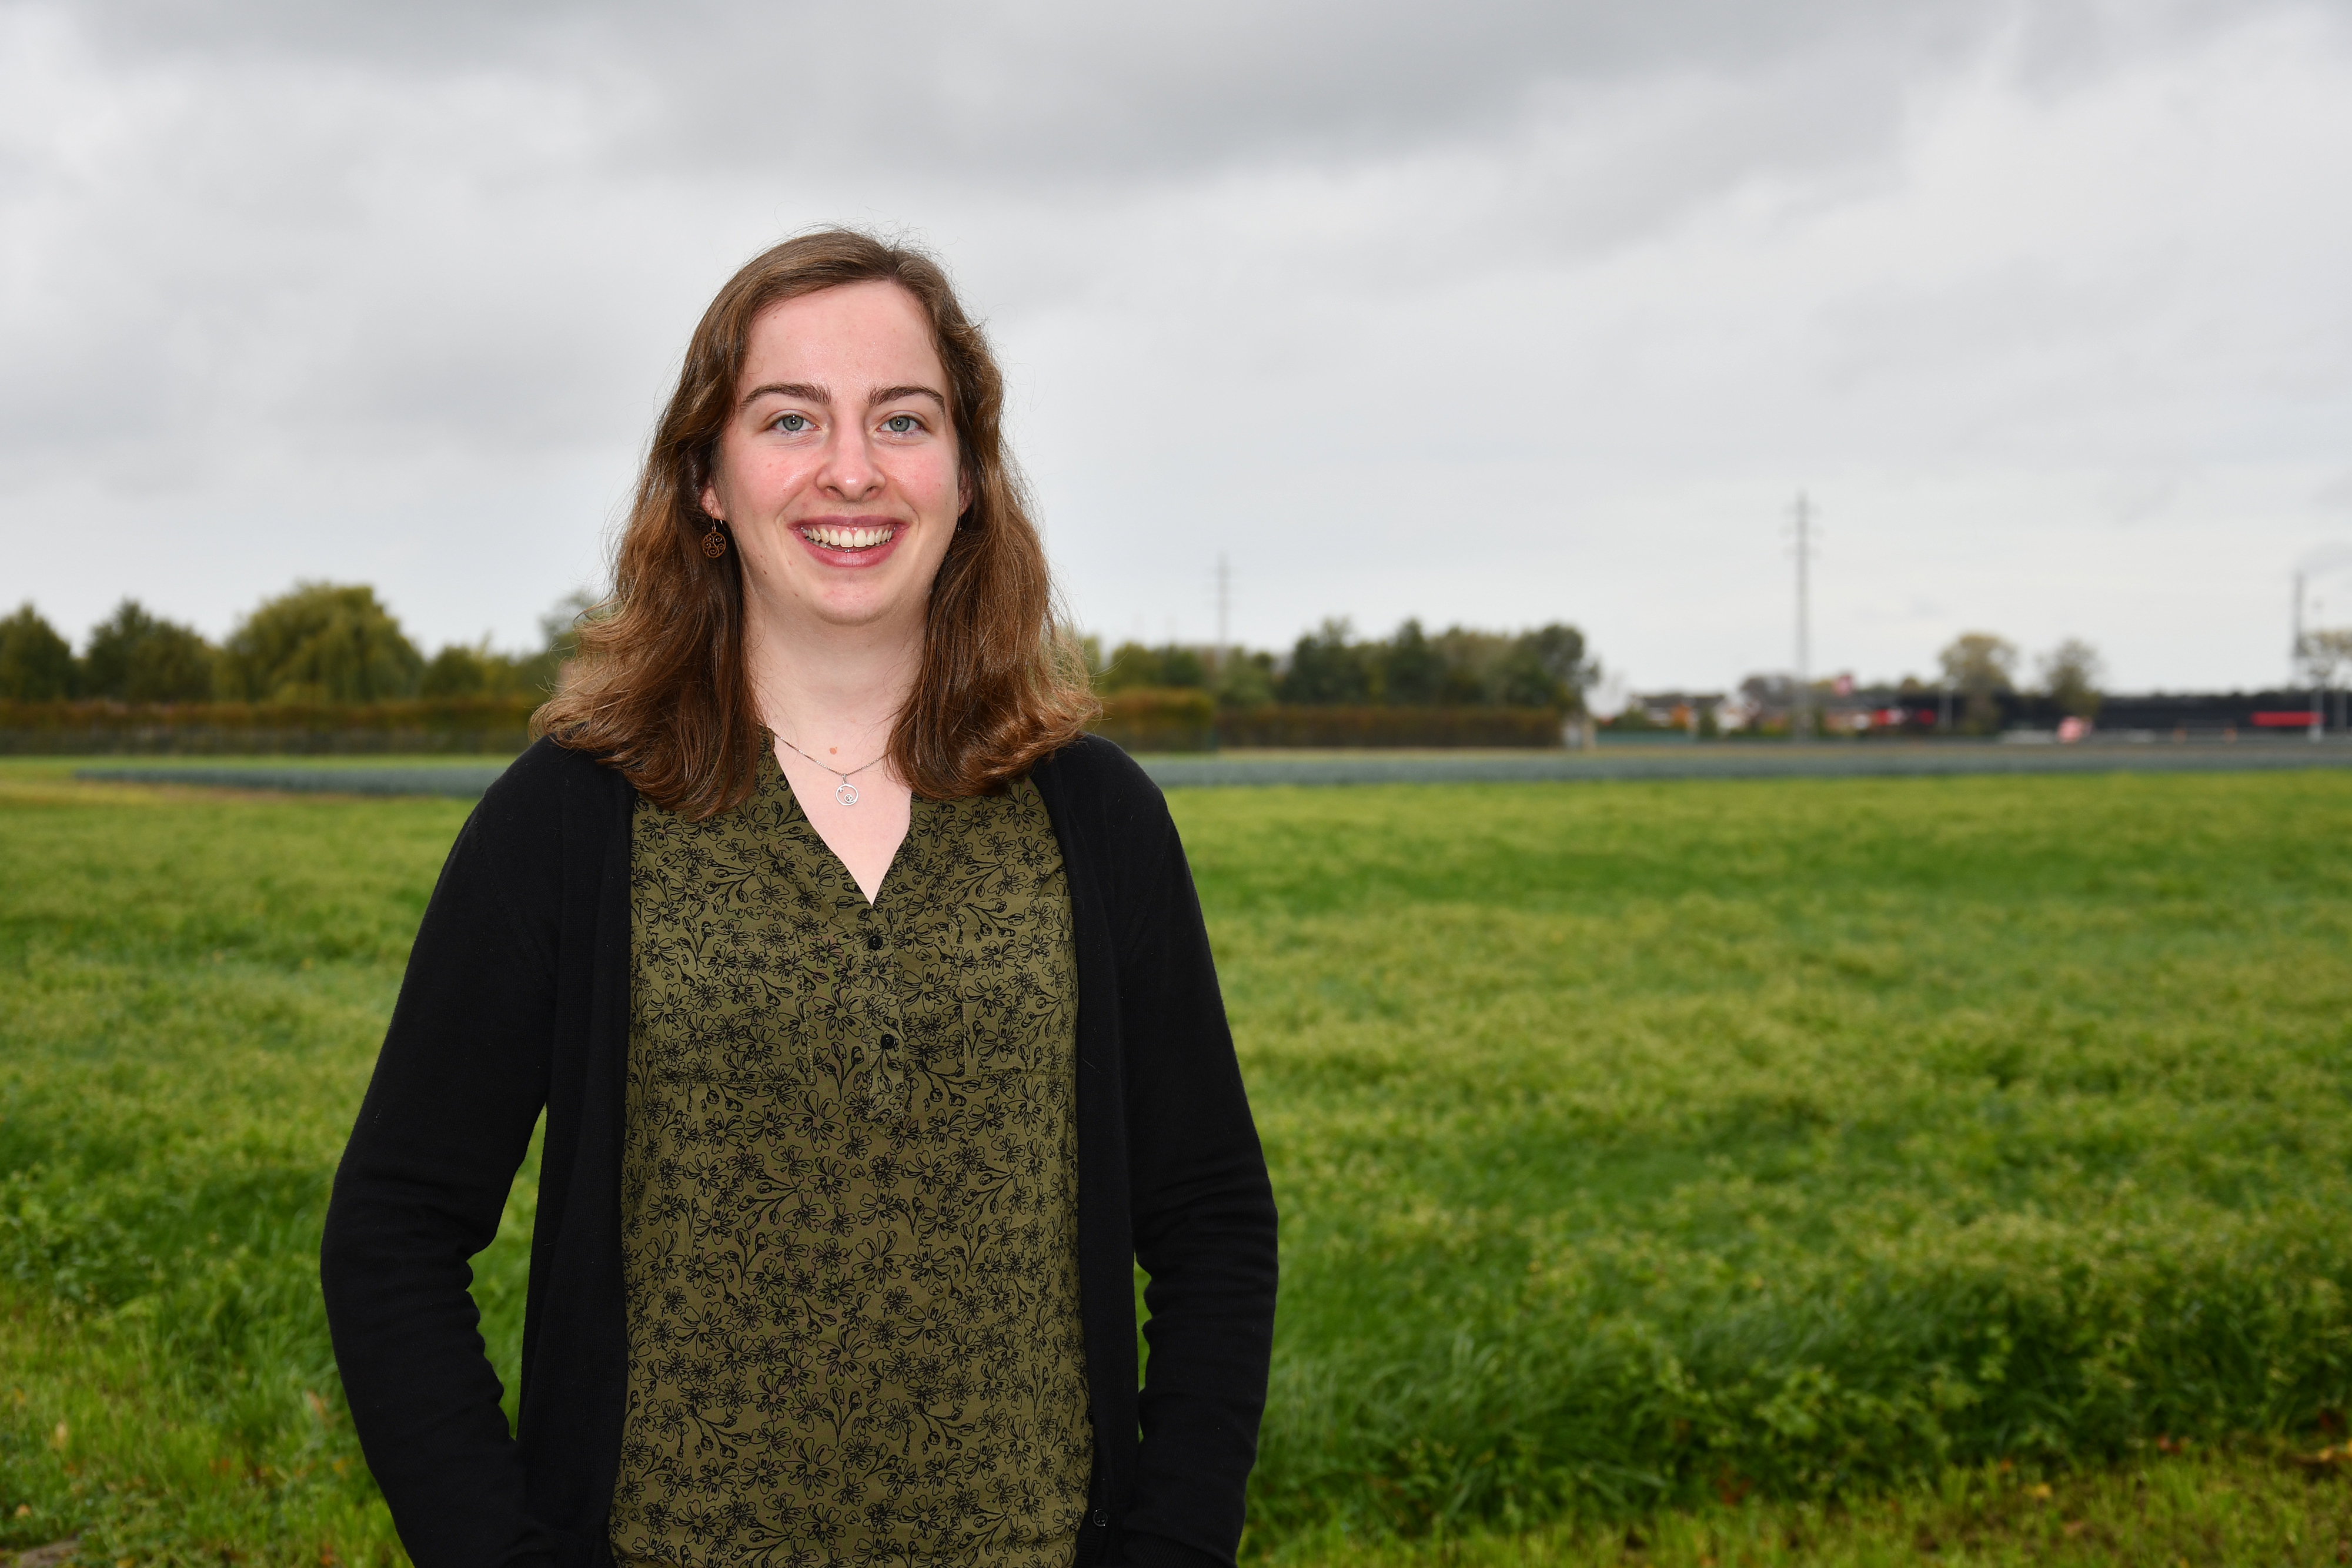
[5,582,2338,709]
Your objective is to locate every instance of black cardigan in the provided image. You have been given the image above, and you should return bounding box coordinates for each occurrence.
[320,736,1278,1568]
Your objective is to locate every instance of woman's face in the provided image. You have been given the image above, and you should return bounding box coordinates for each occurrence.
[701,280,967,643]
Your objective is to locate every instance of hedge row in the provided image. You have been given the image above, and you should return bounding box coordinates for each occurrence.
[0,697,543,755]
[1090,688,1219,754]
[1214,703,1567,749]
[1090,694,1570,753]
[0,694,1569,756]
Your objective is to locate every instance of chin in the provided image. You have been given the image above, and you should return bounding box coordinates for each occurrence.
[808,594,917,630]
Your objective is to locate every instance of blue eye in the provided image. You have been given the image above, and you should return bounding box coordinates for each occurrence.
[775,413,810,433]
[884,414,918,434]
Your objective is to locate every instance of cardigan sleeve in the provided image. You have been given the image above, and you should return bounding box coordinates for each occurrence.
[320,767,575,1568]
[1115,804,1281,1568]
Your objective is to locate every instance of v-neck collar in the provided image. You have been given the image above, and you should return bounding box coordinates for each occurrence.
[756,739,918,909]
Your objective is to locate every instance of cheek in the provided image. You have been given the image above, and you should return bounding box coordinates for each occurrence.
[710,439,764,507]
[904,448,963,510]
[748,450,820,499]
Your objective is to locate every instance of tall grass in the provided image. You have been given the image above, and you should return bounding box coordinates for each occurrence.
[0,771,508,1557]
[1175,774,2352,1539]
[2,761,2349,1562]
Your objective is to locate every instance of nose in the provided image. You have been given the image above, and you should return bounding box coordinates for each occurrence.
[820,425,884,501]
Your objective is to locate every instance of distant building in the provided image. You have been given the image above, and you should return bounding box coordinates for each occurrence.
[2005,690,2333,737]
[1699,683,2340,738]
[1620,690,1731,734]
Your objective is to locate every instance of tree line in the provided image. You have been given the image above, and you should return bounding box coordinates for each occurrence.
[4,590,1601,715]
[1704,634,2107,737]
[1932,632,2103,730]
[0,586,593,704]
[1094,619,1596,710]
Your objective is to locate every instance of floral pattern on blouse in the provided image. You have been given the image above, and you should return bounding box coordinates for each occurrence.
[610,749,1090,1568]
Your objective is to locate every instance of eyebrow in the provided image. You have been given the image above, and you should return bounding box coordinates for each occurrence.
[739,381,828,410]
[868,385,947,412]
[737,382,948,413]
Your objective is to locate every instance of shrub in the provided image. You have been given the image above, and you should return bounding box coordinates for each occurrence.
[81,600,216,703]
[217,583,423,704]
[1090,688,1216,753]
[0,697,542,755]
[1217,705,1565,748]
[1098,643,1210,693]
[0,603,77,700]
[420,645,493,698]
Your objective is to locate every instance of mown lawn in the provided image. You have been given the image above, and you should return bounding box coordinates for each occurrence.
[2,758,2350,1563]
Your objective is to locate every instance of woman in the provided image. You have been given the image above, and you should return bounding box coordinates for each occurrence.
[321,230,1278,1568]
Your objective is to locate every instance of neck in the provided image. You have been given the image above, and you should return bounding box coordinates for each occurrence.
[743,600,924,768]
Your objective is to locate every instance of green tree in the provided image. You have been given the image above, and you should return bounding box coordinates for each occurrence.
[1520,623,1593,710]
[1937,631,2019,735]
[420,643,494,698]
[1095,641,1156,692]
[2037,637,2104,720]
[1278,619,1371,704]
[1408,622,1591,708]
[1442,622,1591,709]
[82,600,215,702]
[0,603,78,699]
[417,593,606,701]
[1096,641,1207,693]
[496,590,603,698]
[1379,619,1447,704]
[218,583,423,703]
[1212,648,1277,710]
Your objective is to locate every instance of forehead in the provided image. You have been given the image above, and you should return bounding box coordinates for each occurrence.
[741,280,944,385]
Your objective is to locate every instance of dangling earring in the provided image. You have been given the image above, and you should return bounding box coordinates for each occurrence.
[700,517,728,559]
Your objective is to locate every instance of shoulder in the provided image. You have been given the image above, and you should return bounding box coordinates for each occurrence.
[455,737,636,882]
[1028,735,1190,908]
[1029,735,1171,840]
[484,735,634,811]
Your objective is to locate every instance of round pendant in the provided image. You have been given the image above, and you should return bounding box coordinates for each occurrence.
[835,780,860,807]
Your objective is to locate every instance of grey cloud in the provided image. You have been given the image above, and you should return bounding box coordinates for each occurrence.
[61,0,2336,185]
[4,0,2347,681]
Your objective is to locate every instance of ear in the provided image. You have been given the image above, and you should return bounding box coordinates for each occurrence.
[957,461,975,521]
[699,482,725,522]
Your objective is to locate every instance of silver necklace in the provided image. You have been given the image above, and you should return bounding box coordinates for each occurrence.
[775,733,888,807]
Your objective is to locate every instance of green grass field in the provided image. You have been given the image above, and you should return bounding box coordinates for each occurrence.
[4,759,2351,1564]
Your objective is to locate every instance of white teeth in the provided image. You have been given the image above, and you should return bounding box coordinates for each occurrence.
[801,523,894,549]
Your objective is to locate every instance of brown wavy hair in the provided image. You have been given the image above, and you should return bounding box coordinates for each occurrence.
[535,230,1097,817]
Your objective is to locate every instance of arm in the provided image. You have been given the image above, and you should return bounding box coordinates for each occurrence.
[1118,812,1281,1568]
[320,797,571,1568]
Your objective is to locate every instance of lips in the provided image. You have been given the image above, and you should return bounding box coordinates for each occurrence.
[797,522,897,550]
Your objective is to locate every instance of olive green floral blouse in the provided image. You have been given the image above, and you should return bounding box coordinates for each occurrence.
[609,746,1093,1567]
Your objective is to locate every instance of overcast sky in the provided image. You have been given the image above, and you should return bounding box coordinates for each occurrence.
[4,0,2349,694]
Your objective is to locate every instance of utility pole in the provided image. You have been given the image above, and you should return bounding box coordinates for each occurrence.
[2293,570,2305,685]
[1792,492,1814,743]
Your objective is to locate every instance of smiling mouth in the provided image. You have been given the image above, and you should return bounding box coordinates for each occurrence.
[799,523,898,550]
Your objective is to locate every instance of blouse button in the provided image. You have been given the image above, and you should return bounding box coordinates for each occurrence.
[866,932,884,951]
[881,1035,898,1051]
[1092,1510,1108,1529]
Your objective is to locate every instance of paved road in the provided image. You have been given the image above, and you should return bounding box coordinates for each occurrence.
[72,740,2352,800]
